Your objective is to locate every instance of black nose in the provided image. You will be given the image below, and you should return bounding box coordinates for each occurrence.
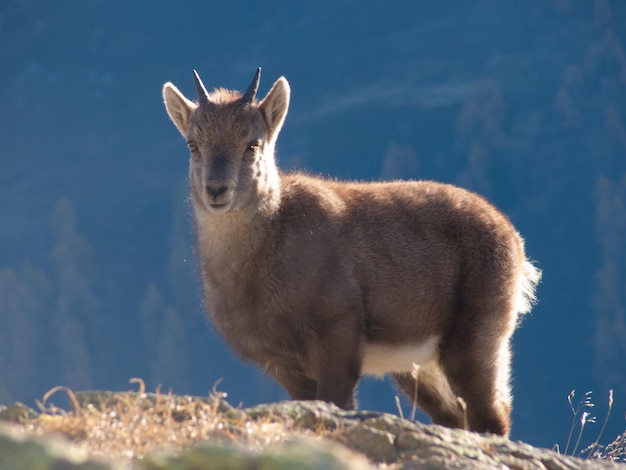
[205,181,229,199]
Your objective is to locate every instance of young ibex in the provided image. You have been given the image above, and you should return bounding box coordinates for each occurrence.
[162,68,541,436]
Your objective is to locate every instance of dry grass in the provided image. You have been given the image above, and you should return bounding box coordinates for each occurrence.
[13,379,322,467]
[599,430,626,463]
[607,431,626,461]
[555,389,626,463]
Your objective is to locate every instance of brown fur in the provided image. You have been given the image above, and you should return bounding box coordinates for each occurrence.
[162,70,541,436]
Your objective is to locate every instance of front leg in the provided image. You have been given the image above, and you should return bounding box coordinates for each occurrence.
[271,367,318,401]
[314,329,362,410]
[268,331,362,409]
[316,359,360,410]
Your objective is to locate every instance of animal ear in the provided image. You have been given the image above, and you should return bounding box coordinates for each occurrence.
[259,77,290,141]
[163,82,197,137]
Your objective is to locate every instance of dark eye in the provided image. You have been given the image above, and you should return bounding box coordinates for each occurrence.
[247,142,260,153]
[187,142,200,157]
[244,141,261,161]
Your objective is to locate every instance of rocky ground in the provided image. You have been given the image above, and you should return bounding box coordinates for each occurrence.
[0,388,623,469]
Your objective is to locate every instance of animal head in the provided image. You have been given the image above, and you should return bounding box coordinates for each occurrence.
[162,68,290,214]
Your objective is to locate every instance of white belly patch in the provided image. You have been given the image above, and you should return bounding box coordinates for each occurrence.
[361,336,440,377]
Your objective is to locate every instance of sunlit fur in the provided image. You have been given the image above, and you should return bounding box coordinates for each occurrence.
[162,70,541,437]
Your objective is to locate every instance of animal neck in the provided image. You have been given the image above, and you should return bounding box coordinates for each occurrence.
[254,156,281,217]
[254,143,282,215]
[191,182,280,269]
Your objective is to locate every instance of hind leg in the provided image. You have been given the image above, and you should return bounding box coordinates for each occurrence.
[439,332,514,436]
[393,362,464,429]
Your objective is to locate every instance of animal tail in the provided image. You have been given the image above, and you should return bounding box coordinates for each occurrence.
[515,260,542,315]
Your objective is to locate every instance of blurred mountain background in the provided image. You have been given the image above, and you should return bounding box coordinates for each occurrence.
[1,0,625,450]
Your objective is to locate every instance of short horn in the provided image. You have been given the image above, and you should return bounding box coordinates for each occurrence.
[193,70,210,106]
[242,67,261,103]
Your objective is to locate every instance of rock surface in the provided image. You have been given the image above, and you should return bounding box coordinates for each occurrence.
[0,424,112,470]
[0,393,622,469]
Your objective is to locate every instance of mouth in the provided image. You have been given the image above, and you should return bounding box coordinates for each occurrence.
[207,202,232,212]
